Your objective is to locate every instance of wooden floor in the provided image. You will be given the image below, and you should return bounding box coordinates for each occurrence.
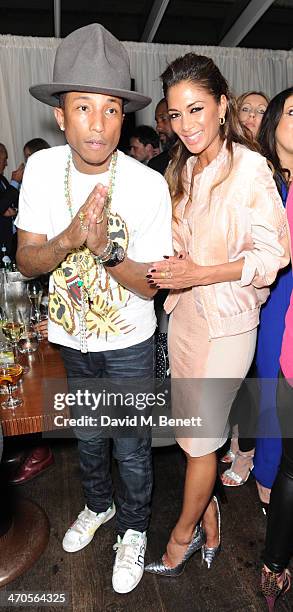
[1,439,293,612]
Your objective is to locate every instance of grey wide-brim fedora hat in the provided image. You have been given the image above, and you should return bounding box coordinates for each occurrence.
[30,23,151,113]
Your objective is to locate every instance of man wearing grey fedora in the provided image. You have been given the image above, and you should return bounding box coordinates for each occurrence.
[15,23,172,594]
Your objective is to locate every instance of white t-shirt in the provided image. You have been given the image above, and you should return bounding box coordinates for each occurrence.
[16,145,173,352]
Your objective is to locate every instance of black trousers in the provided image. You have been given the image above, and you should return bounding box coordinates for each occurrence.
[263,370,293,572]
[229,365,259,453]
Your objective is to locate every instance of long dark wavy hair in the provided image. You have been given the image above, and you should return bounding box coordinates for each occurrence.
[161,53,259,212]
[258,86,293,195]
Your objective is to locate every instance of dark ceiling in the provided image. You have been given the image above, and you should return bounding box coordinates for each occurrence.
[0,0,293,50]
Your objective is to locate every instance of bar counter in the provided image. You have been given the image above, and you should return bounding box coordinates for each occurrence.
[0,340,67,436]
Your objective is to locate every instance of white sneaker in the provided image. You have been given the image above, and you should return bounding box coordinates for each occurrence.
[112,529,147,593]
[62,503,116,552]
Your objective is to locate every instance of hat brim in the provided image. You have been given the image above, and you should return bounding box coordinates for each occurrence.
[29,83,151,113]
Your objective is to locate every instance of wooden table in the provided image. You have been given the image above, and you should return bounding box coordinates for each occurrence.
[0,341,68,436]
[0,341,67,587]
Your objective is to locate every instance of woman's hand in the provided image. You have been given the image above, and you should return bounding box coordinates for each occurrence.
[146,254,206,289]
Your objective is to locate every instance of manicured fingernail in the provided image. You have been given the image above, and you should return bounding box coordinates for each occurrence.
[179,254,183,259]
[150,269,156,272]
[163,255,169,259]
[146,274,152,278]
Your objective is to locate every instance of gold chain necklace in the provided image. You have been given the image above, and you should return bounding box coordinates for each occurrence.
[65,149,118,223]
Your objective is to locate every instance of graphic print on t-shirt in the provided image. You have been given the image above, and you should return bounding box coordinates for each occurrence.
[49,212,134,339]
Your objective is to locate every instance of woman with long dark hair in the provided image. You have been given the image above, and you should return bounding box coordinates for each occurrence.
[144,53,289,576]
[261,182,293,610]
[253,87,293,513]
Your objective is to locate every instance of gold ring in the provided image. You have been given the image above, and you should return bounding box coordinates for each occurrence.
[78,211,85,221]
[96,214,104,224]
[160,271,166,278]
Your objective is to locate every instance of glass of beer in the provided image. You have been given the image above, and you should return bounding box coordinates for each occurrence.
[0,363,23,408]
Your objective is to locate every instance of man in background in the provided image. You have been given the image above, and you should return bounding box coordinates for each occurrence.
[148,98,177,175]
[0,143,24,258]
[129,125,160,163]
[23,138,50,162]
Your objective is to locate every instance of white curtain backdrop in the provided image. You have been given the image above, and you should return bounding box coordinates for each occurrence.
[0,34,292,176]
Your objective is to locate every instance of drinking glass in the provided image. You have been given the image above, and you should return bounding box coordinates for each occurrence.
[18,325,39,354]
[0,305,8,340]
[2,310,25,354]
[0,341,16,394]
[1,308,29,373]
[0,363,23,409]
[0,341,14,365]
[27,280,43,339]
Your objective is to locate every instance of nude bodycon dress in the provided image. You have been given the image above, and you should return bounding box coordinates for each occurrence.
[167,191,257,457]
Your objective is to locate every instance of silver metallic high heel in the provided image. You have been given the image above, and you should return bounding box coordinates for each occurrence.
[201,496,221,569]
[145,525,206,576]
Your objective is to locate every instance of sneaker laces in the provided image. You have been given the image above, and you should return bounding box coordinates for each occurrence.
[113,535,140,571]
[72,509,97,535]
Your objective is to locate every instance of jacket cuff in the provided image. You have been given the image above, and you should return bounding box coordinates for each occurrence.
[240,252,266,287]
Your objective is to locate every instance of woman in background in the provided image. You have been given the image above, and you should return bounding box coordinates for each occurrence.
[222,90,293,504]
[238,91,269,139]
[261,185,293,610]
[221,91,269,487]
[253,87,293,512]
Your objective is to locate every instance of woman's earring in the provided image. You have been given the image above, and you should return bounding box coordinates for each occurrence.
[219,117,225,125]
[60,125,65,131]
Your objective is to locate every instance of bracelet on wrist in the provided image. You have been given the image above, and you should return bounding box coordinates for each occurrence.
[93,239,113,264]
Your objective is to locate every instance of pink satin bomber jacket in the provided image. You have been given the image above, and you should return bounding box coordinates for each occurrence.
[165,141,290,339]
